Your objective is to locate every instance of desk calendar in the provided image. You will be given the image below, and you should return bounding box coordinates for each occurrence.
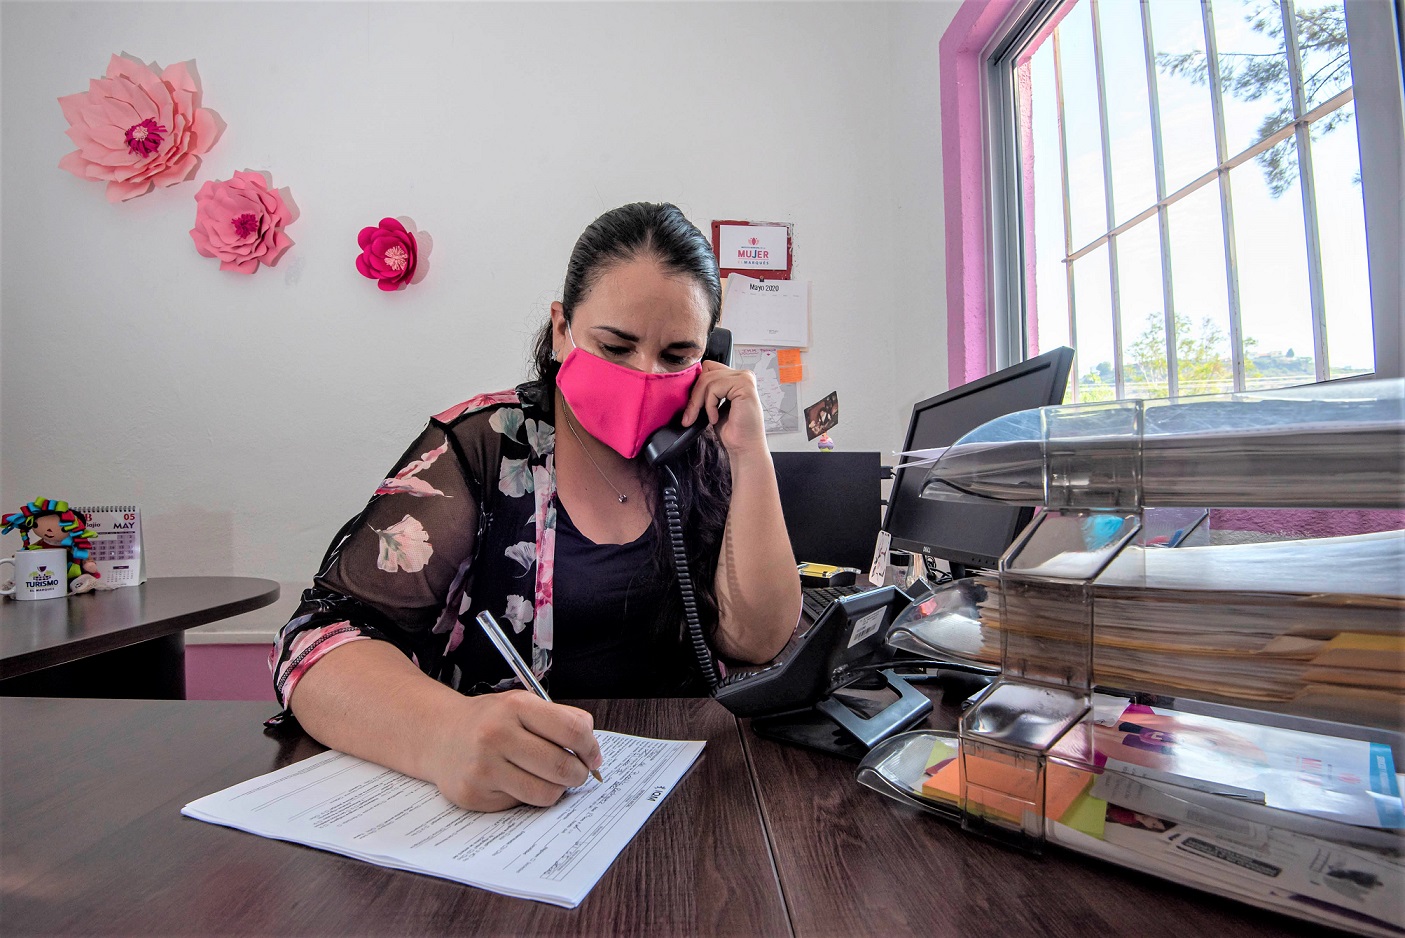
[73,505,145,587]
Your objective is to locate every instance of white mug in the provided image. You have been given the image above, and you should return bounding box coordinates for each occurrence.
[0,549,69,600]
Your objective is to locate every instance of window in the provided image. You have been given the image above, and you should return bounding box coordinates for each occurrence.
[986,0,1402,402]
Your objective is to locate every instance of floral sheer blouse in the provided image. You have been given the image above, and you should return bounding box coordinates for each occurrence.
[270,382,573,709]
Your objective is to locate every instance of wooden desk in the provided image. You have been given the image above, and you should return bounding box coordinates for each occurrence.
[0,576,279,698]
[0,697,786,937]
[0,695,1335,936]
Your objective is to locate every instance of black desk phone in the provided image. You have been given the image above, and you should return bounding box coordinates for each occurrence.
[712,585,909,716]
[716,585,932,759]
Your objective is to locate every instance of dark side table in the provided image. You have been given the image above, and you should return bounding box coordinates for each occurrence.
[0,576,279,698]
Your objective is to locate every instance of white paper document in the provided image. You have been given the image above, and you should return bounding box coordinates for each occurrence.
[734,345,799,433]
[182,731,705,908]
[720,274,809,347]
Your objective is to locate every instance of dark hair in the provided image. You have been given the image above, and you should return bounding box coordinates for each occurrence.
[530,202,722,379]
[530,203,730,689]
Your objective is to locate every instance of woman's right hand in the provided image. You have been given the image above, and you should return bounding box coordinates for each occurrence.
[426,690,604,812]
[286,641,603,814]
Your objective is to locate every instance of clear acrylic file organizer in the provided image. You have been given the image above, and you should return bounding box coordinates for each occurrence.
[858,378,1405,936]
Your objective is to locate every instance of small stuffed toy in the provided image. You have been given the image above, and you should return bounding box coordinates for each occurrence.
[1,498,103,593]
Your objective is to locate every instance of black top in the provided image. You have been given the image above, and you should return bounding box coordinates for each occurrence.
[549,498,701,698]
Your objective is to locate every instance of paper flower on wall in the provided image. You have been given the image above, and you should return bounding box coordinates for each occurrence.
[57,54,221,203]
[189,171,294,274]
[356,218,420,291]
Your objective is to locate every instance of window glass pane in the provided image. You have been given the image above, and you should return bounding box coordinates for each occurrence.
[1211,0,1295,156]
[1115,221,1169,399]
[1165,184,1235,396]
[1312,99,1373,377]
[1007,0,1379,398]
[1024,41,1071,358]
[1071,244,1115,402]
[1295,0,1352,111]
[1229,160,1315,390]
[1095,0,1157,224]
[1056,0,1108,251]
[1147,0,1218,195]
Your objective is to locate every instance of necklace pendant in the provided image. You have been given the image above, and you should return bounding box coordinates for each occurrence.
[617,494,628,504]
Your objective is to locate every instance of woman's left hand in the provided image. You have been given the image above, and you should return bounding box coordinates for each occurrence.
[680,361,767,457]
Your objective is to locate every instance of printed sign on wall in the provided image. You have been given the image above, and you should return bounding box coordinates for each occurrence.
[712,220,793,280]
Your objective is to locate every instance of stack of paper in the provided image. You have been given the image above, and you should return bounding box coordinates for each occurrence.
[890,530,1404,724]
[183,732,704,908]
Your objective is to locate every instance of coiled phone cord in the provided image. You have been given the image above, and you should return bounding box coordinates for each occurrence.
[660,464,720,691]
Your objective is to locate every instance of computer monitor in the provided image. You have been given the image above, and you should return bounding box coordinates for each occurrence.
[772,451,881,570]
[883,346,1074,577]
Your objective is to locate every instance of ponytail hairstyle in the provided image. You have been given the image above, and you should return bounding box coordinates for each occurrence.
[530,203,729,681]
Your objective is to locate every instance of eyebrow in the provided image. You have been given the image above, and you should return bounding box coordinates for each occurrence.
[591,325,703,351]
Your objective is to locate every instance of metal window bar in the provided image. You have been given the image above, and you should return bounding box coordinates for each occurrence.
[1343,0,1404,379]
[1140,0,1179,398]
[1052,27,1081,401]
[1201,0,1247,393]
[1280,0,1331,382]
[1089,0,1126,398]
[1061,86,1351,264]
[988,0,1061,374]
[988,43,1028,371]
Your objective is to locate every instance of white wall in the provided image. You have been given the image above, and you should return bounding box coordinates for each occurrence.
[1,1,959,639]
[889,2,953,414]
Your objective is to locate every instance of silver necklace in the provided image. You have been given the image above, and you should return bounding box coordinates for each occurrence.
[562,409,631,504]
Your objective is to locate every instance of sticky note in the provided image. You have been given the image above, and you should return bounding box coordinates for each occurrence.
[922,751,1093,822]
[1059,790,1108,838]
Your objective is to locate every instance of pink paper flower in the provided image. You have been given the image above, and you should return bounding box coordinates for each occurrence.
[189,171,293,274]
[356,218,419,291]
[57,54,221,203]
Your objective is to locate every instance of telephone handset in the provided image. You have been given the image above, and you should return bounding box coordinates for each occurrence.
[639,327,733,467]
[640,327,732,690]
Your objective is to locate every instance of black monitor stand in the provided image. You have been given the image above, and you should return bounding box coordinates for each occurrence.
[749,669,933,761]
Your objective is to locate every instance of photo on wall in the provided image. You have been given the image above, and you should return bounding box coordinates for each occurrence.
[804,391,838,440]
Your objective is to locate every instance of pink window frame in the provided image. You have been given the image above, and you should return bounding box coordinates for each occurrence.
[942,0,1072,385]
[941,0,1022,390]
[939,0,1402,539]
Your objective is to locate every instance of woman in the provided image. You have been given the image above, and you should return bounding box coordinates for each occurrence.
[271,202,802,812]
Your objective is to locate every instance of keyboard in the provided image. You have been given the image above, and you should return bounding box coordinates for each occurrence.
[801,583,871,621]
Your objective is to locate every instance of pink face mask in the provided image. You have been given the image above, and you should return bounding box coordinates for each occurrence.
[556,328,702,459]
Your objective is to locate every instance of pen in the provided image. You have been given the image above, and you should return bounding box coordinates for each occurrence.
[475,610,604,783]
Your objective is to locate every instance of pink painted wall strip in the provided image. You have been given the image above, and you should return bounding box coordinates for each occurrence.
[185,643,276,702]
